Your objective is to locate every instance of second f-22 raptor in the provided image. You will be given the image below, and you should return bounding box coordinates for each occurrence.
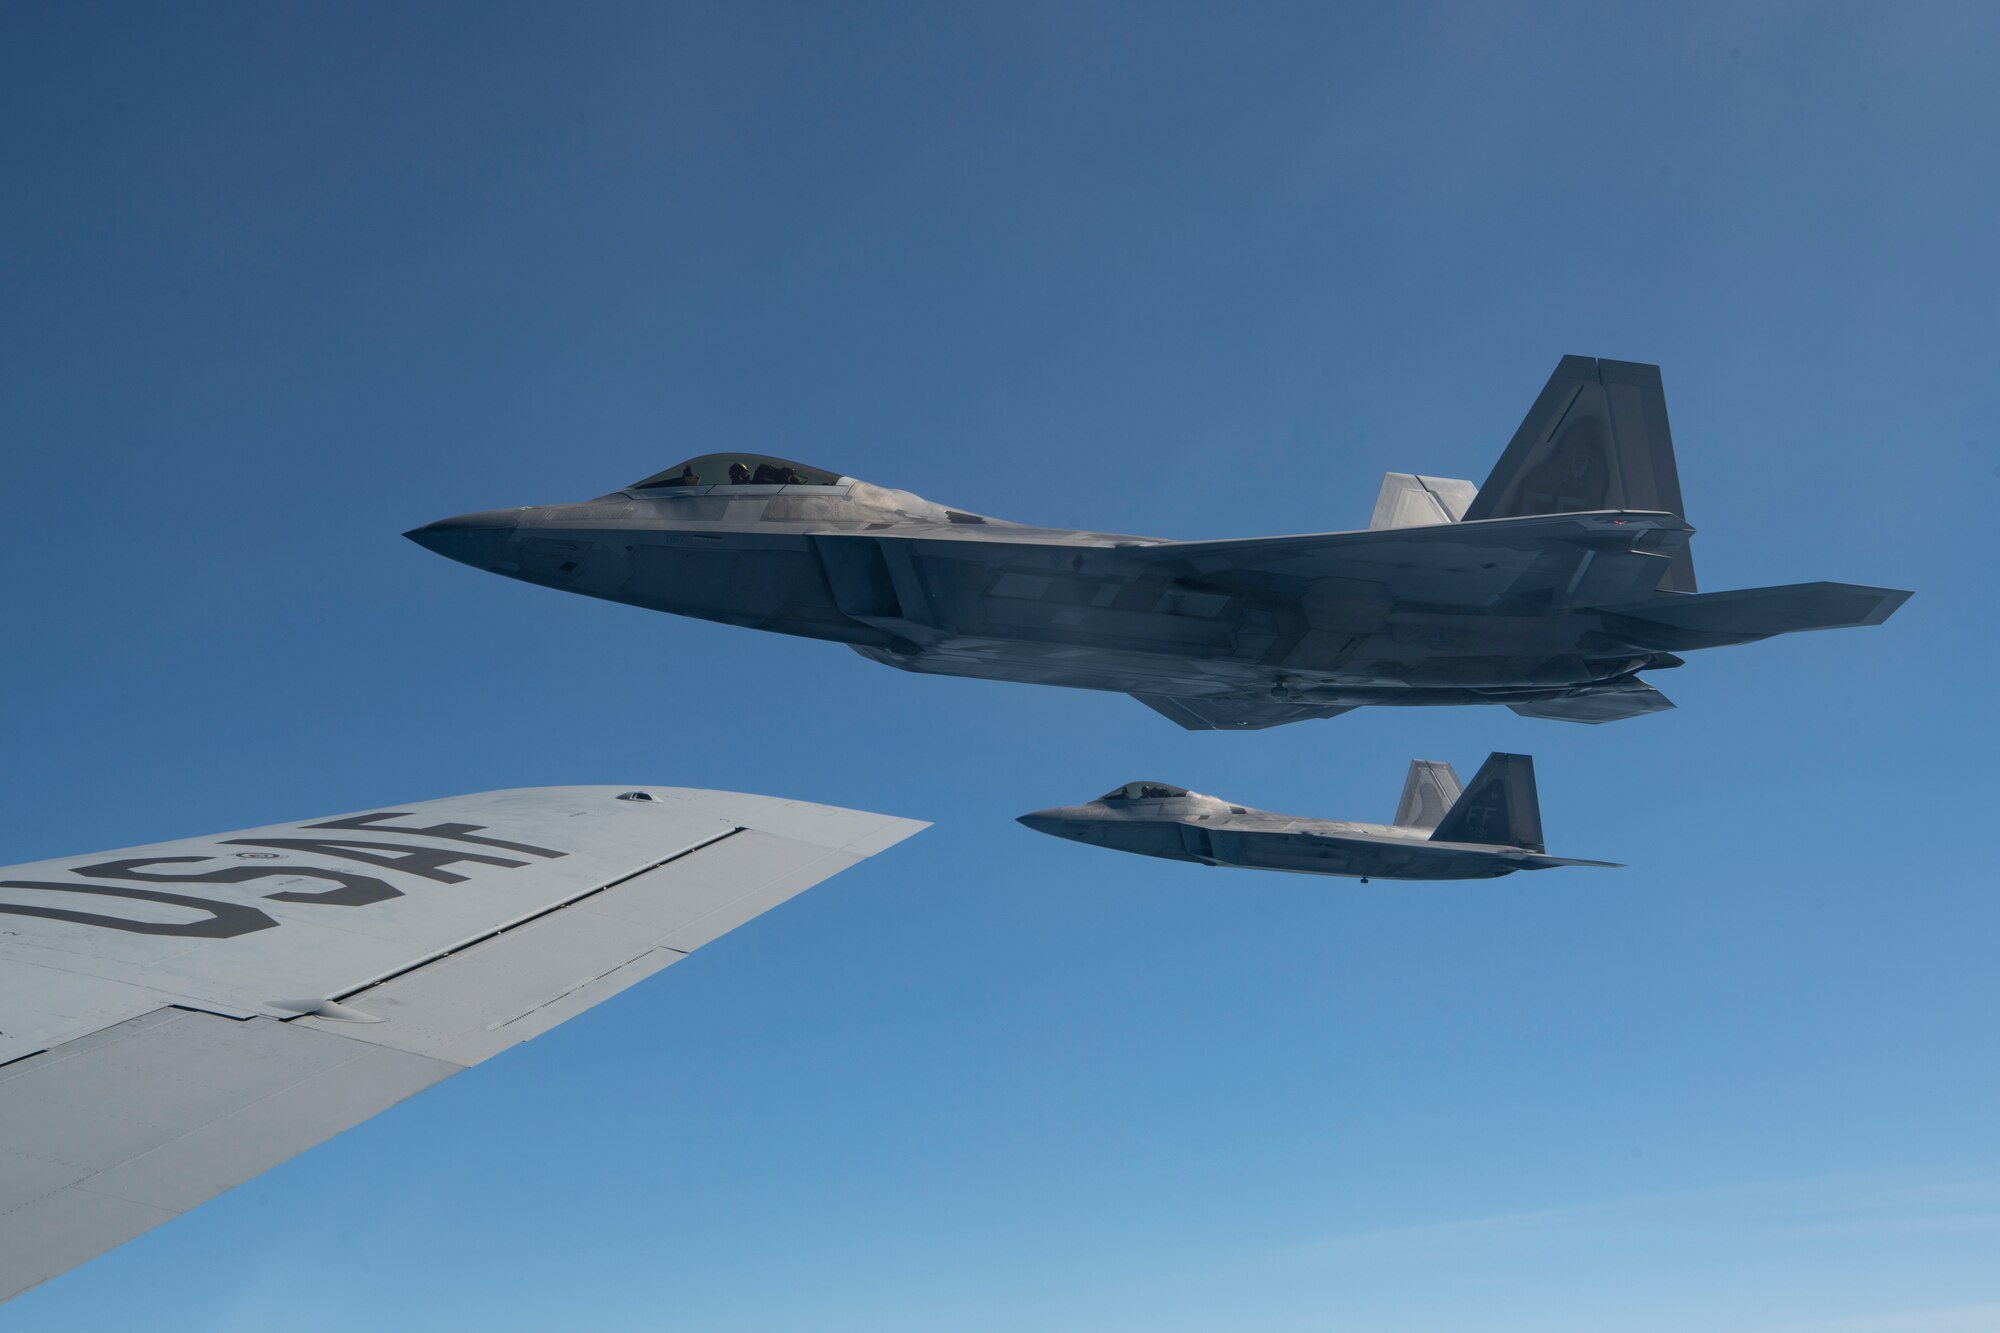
[1017,753,1617,881]
[409,356,1910,730]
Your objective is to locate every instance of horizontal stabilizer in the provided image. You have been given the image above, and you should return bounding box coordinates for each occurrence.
[1130,692,1355,731]
[1465,356,1695,593]
[1509,677,1675,724]
[1394,760,1463,830]
[1432,752,1544,851]
[1601,582,1912,649]
[1518,854,1624,870]
[1369,473,1476,530]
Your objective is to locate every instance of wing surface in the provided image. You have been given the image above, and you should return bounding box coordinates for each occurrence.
[1508,677,1676,723]
[0,786,924,1303]
[1130,692,1355,731]
[1121,510,1694,613]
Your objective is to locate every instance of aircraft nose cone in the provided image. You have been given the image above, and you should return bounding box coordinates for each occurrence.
[1017,809,1085,840]
[405,509,519,570]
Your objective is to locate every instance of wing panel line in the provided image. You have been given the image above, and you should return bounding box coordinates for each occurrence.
[320,826,745,1007]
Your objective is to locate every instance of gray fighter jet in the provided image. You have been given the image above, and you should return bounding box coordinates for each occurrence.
[410,356,1909,729]
[1018,753,1617,880]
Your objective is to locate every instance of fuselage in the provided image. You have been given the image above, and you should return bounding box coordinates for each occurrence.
[408,468,1683,715]
[409,361,1911,729]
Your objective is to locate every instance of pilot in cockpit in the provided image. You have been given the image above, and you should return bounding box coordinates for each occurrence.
[1100,782,1188,802]
[629,453,842,492]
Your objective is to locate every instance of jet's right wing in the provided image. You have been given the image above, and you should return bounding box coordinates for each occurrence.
[0,786,925,1304]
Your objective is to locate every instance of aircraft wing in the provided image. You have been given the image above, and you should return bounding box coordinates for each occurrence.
[1130,692,1355,731]
[1516,855,1626,870]
[0,786,924,1304]
[1135,510,1695,612]
[1506,676,1677,723]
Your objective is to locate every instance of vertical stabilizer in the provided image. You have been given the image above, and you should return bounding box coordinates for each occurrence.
[1369,474,1477,530]
[1430,753,1545,851]
[1393,760,1463,830]
[1463,356,1695,592]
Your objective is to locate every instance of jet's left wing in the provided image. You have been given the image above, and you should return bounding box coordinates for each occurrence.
[0,786,924,1304]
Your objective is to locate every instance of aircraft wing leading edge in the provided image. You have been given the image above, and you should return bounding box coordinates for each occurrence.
[0,786,926,1304]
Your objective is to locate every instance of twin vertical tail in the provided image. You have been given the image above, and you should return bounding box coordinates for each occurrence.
[1370,356,1697,596]
[1427,753,1545,852]
[1463,356,1695,593]
[1393,760,1464,831]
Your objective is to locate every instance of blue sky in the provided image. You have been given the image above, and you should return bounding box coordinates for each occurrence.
[3,2,1995,1328]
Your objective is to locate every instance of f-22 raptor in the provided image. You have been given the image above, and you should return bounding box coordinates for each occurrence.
[1018,753,1617,881]
[410,356,1910,730]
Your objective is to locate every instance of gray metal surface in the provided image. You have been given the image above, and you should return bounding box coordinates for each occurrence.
[1369,473,1476,530]
[408,356,1910,730]
[0,786,925,1303]
[1430,753,1544,852]
[1393,760,1462,832]
[1464,356,1695,591]
[1018,754,1617,881]
[0,1010,455,1301]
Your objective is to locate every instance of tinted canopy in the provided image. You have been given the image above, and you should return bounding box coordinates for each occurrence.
[1098,782,1189,802]
[632,454,844,490]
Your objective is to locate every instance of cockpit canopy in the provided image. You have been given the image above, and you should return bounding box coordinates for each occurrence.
[631,453,844,490]
[1099,782,1190,802]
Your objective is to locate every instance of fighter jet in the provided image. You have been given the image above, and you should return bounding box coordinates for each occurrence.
[409,356,1909,729]
[1017,753,1616,881]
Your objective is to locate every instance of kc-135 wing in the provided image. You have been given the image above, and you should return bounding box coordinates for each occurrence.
[0,786,924,1303]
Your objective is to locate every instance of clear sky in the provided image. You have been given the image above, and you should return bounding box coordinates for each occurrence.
[3,3,1995,1329]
